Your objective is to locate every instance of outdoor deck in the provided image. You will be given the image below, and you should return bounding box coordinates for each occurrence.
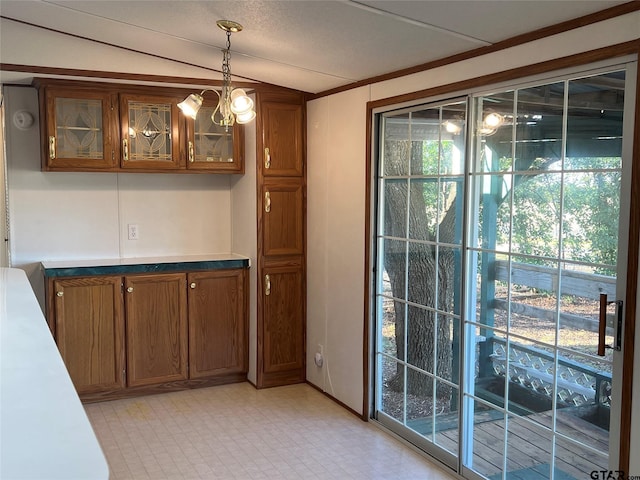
[427,408,608,480]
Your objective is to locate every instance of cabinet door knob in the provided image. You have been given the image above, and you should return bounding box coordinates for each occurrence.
[265,274,271,296]
[265,147,271,169]
[126,286,134,293]
[190,282,196,289]
[123,138,129,162]
[49,136,56,160]
[56,291,64,297]
[265,191,271,213]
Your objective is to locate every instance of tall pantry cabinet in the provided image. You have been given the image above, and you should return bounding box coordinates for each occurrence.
[256,91,306,388]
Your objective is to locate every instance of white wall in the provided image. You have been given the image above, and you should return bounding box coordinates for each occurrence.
[230,98,258,384]
[306,8,640,466]
[3,85,235,308]
[307,86,369,413]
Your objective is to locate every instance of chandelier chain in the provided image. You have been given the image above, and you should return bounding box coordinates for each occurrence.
[222,30,232,83]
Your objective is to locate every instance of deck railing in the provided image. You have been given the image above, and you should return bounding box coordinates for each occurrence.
[488,336,612,407]
[483,260,615,408]
[493,260,617,333]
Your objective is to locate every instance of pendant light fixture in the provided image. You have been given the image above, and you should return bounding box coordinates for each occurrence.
[178,20,256,128]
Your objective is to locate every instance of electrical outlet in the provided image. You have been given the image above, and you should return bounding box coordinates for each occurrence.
[128,224,139,240]
[314,344,324,367]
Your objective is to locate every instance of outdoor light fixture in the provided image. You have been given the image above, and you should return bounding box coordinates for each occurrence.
[483,111,504,129]
[477,111,505,136]
[178,20,256,128]
[443,119,463,135]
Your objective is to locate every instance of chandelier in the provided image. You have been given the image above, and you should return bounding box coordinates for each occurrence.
[178,20,256,129]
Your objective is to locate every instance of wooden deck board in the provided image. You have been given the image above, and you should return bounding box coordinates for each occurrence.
[505,416,602,480]
[537,409,609,451]
[408,407,609,479]
[473,411,608,479]
[435,429,458,455]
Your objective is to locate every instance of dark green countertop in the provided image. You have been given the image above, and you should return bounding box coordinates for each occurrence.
[41,254,250,277]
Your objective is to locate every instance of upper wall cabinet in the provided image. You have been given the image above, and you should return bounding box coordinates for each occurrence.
[120,93,184,171]
[185,102,244,173]
[34,79,244,174]
[41,87,120,170]
[260,97,304,177]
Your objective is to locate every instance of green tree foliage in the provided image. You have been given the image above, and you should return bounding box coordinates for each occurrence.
[496,156,620,274]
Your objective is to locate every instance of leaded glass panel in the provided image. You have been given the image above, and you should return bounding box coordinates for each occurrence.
[194,106,234,163]
[127,101,172,162]
[55,97,103,160]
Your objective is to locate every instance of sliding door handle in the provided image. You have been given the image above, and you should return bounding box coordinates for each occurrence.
[598,293,623,356]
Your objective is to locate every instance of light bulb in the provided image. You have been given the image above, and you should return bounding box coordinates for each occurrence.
[177,94,203,120]
[236,110,256,124]
[230,89,254,115]
[484,112,503,128]
[444,120,461,134]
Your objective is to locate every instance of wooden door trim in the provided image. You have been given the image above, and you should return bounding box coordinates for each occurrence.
[618,48,640,473]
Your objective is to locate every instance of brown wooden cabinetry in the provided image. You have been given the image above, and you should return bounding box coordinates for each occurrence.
[40,87,120,170]
[49,276,125,394]
[34,78,244,174]
[188,270,248,377]
[185,102,244,173]
[120,93,184,171]
[260,260,305,387]
[262,178,304,257]
[124,273,188,387]
[260,100,304,176]
[256,91,306,387]
[45,266,248,401]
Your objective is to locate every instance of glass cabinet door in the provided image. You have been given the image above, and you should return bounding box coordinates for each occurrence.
[44,88,118,170]
[120,94,183,170]
[185,104,244,173]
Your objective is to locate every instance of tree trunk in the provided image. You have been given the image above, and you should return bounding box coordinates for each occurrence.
[383,139,454,398]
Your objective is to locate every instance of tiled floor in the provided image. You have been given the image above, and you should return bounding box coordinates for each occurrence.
[84,382,455,480]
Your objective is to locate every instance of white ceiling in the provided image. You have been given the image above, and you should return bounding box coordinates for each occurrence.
[0,0,631,93]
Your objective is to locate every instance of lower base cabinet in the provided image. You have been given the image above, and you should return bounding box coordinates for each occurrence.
[51,276,125,395]
[188,270,247,378]
[125,273,188,387]
[46,267,248,402]
[258,260,305,387]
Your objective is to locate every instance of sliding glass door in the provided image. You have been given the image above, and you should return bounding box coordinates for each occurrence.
[375,100,467,468]
[373,61,636,479]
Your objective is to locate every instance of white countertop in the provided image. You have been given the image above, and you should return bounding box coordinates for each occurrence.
[0,268,109,480]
